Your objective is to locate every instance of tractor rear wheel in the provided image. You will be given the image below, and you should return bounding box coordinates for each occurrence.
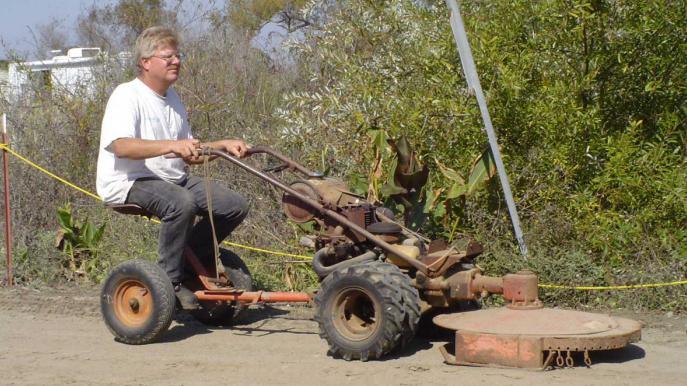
[190,249,253,326]
[314,260,420,361]
[375,262,421,346]
[100,259,176,345]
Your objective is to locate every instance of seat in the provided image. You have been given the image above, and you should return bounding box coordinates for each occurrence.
[366,221,402,235]
[107,203,154,218]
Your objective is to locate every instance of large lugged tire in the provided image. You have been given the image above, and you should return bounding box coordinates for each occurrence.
[375,262,422,346]
[100,259,176,344]
[190,249,252,326]
[314,260,421,361]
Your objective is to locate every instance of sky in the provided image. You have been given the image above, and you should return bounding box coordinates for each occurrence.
[0,0,303,65]
[0,0,120,60]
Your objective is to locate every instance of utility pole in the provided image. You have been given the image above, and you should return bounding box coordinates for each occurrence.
[445,0,528,258]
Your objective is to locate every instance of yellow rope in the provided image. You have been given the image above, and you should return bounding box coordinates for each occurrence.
[0,143,311,260]
[539,280,687,290]
[2,143,685,284]
[221,241,311,259]
[0,143,102,201]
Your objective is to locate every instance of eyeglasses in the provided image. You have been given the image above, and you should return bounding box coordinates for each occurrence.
[149,52,186,63]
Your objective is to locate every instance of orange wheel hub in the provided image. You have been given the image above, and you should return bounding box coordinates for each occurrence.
[332,287,380,342]
[113,279,153,328]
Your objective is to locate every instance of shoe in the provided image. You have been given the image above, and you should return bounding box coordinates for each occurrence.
[173,282,200,310]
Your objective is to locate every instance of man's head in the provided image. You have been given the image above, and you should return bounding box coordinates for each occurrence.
[135,26,182,90]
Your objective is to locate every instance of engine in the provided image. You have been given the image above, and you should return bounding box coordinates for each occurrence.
[281,178,410,257]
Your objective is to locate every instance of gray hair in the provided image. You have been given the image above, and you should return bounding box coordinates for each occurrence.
[134,26,179,72]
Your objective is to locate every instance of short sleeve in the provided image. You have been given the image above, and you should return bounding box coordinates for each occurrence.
[100,86,139,152]
[168,88,193,140]
[181,117,193,140]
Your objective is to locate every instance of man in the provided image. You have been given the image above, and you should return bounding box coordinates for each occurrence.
[96,26,249,310]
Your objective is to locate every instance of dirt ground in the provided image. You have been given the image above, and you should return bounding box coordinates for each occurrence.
[0,285,686,386]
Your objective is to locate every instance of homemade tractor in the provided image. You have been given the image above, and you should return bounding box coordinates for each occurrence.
[101,146,641,368]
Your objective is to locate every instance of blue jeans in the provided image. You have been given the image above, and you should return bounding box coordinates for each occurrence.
[125,175,249,282]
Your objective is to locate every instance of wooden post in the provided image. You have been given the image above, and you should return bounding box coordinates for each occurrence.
[1,113,12,286]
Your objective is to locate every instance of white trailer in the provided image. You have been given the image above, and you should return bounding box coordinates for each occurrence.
[6,48,103,100]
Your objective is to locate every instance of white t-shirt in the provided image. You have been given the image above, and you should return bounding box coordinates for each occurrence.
[96,78,193,203]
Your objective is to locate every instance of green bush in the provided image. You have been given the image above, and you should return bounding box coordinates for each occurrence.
[2,0,684,310]
[277,0,686,310]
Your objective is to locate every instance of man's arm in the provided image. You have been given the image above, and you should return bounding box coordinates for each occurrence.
[111,138,201,160]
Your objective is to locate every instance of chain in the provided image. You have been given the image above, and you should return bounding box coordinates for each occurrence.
[548,350,581,369]
[544,350,557,369]
[565,351,574,367]
[556,351,565,367]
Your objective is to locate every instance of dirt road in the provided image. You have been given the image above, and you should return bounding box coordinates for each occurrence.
[1,285,686,386]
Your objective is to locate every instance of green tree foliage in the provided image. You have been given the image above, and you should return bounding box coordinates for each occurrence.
[77,0,178,51]
[279,0,686,308]
[228,0,310,32]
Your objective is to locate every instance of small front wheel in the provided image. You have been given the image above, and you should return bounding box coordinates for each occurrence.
[100,259,176,344]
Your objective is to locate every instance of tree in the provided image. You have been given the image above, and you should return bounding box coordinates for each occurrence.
[228,0,310,32]
[277,0,687,300]
[28,18,70,59]
[77,0,179,52]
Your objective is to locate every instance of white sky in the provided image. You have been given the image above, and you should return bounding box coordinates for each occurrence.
[0,0,122,59]
[0,0,303,65]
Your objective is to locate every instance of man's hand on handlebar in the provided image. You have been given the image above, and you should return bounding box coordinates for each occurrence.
[170,139,201,159]
[170,138,250,164]
[204,139,249,158]
[221,139,249,158]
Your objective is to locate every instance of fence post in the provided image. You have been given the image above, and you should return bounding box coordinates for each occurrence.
[1,113,12,286]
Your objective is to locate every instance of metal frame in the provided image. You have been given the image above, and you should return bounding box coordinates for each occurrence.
[445,0,528,257]
[209,147,431,274]
[109,201,311,304]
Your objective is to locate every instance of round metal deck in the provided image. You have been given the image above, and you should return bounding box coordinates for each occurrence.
[433,307,642,368]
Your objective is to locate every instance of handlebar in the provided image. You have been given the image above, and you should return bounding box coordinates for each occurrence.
[244,145,323,178]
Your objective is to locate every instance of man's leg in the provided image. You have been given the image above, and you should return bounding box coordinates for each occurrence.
[183,176,249,263]
[126,177,199,309]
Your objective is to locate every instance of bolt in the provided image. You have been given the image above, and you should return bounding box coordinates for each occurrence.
[128,298,140,312]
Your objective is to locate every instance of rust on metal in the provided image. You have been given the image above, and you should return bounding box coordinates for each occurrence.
[182,247,219,283]
[502,270,543,309]
[108,201,312,305]
[282,182,320,223]
[195,290,311,303]
[331,286,380,342]
[211,149,429,274]
[453,332,544,369]
[246,145,321,178]
[469,274,504,297]
[113,279,153,328]
[434,308,641,369]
